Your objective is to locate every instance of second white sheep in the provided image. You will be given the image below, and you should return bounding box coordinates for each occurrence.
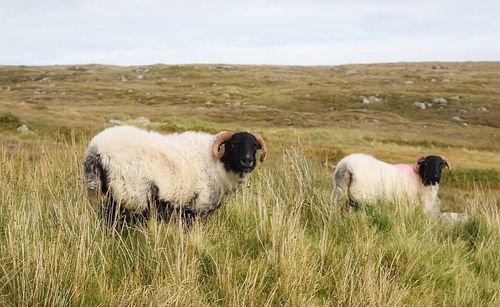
[333,153,451,214]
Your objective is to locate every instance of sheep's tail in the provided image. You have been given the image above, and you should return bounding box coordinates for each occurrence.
[333,165,352,207]
[83,146,124,226]
[82,145,109,196]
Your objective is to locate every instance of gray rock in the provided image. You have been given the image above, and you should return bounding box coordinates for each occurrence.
[452,116,462,122]
[404,80,414,85]
[361,95,382,104]
[448,96,460,100]
[477,107,487,112]
[136,74,144,80]
[431,78,437,83]
[120,75,128,82]
[432,97,447,105]
[17,124,30,133]
[414,101,426,110]
[458,109,468,114]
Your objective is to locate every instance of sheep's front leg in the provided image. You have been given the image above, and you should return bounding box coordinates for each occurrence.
[193,188,224,222]
[175,193,203,227]
[422,185,441,215]
[101,193,122,227]
[423,197,440,215]
[180,208,197,227]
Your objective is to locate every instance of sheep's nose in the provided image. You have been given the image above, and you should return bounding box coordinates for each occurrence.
[241,155,254,167]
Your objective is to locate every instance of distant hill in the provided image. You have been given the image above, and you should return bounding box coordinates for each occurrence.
[0,62,499,152]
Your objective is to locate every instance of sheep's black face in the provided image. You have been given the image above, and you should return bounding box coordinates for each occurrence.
[418,155,446,186]
[221,132,261,175]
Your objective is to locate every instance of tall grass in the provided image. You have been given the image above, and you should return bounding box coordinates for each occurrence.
[0,140,498,306]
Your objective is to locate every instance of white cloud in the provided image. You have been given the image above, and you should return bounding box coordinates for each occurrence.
[1,0,499,65]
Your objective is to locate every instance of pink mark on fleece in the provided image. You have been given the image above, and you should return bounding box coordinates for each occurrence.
[395,164,415,174]
[395,164,422,185]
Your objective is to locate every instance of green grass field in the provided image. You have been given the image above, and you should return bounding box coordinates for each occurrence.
[0,62,499,305]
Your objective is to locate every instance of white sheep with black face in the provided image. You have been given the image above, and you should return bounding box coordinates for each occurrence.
[83,125,267,225]
[332,153,451,214]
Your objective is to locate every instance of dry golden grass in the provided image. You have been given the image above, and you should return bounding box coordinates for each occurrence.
[0,140,498,306]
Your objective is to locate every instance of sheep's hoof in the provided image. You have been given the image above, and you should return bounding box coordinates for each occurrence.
[347,199,359,212]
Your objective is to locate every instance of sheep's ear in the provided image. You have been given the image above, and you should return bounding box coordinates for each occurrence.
[417,156,426,165]
[253,133,268,162]
[442,156,452,172]
[212,132,234,159]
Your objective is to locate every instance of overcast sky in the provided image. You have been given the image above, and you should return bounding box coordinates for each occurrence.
[1,0,499,65]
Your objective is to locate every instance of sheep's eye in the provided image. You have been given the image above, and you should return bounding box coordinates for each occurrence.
[230,142,237,148]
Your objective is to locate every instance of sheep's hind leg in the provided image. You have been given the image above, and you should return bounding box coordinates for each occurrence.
[334,171,355,212]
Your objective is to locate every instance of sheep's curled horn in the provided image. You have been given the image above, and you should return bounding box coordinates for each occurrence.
[212,132,268,162]
[441,156,451,171]
[417,155,452,171]
[253,133,268,162]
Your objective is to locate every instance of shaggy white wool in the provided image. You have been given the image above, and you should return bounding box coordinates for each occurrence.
[333,153,441,214]
[84,125,249,217]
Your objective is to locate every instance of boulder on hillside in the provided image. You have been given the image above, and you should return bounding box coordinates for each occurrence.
[361,95,382,104]
[17,124,30,133]
[414,101,426,110]
[432,97,447,106]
